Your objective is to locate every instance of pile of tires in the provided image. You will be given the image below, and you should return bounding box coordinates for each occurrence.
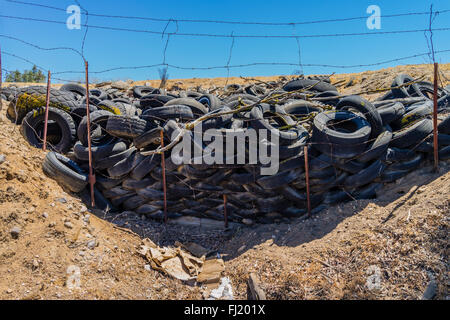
[4,74,450,225]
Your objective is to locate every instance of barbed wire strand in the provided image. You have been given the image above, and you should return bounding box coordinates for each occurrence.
[225,32,235,86]
[1,14,450,39]
[5,0,450,26]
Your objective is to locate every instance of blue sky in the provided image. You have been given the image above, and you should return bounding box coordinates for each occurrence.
[0,0,449,82]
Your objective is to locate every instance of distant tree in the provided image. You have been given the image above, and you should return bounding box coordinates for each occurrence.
[5,65,46,83]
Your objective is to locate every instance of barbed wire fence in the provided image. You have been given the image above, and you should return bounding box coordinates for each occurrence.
[1,1,449,215]
[0,1,449,85]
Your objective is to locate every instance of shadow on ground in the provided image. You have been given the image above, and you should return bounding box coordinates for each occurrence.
[83,161,450,261]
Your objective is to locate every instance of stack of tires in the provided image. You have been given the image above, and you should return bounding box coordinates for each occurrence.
[4,74,450,225]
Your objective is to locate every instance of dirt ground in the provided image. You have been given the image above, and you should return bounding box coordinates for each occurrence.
[0,65,448,300]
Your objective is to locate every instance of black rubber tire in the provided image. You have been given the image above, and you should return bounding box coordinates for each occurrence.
[102,187,135,199]
[438,115,450,134]
[223,94,259,104]
[197,94,222,111]
[390,119,433,148]
[133,126,162,149]
[94,147,135,171]
[391,102,432,129]
[130,153,160,181]
[106,115,150,139]
[80,95,102,106]
[123,195,148,211]
[439,145,450,160]
[122,178,156,191]
[141,105,195,121]
[281,101,323,118]
[77,110,115,147]
[244,84,266,96]
[391,74,421,98]
[140,94,175,108]
[69,105,98,128]
[136,187,164,201]
[344,160,386,188]
[324,190,352,205]
[389,154,423,171]
[256,169,301,190]
[336,95,383,139]
[21,107,76,153]
[378,169,410,183]
[385,147,417,162]
[96,175,127,190]
[73,140,127,162]
[283,79,338,93]
[250,105,301,145]
[312,111,371,158]
[354,183,382,200]
[377,102,405,125]
[97,100,127,115]
[42,151,88,193]
[356,130,392,163]
[60,83,86,98]
[313,91,340,106]
[165,98,209,115]
[133,86,158,99]
[89,89,108,101]
[8,86,78,123]
[107,149,144,178]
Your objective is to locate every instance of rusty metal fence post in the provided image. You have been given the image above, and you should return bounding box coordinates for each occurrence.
[223,194,228,229]
[304,145,311,217]
[433,62,439,172]
[160,130,168,224]
[0,45,2,111]
[85,61,96,207]
[42,70,51,151]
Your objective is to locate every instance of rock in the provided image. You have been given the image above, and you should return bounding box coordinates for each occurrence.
[64,221,74,229]
[42,212,48,219]
[32,259,40,270]
[0,154,6,165]
[86,239,96,250]
[247,273,266,300]
[83,214,90,224]
[10,226,21,239]
[423,279,437,300]
[111,81,129,90]
[56,198,67,204]
[242,219,253,226]
[144,264,151,271]
[79,206,88,214]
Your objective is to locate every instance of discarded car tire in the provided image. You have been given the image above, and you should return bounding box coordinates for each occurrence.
[42,152,88,193]
[21,107,76,154]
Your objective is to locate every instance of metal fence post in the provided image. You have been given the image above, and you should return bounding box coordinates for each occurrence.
[304,146,311,217]
[433,62,439,172]
[223,194,228,229]
[0,45,2,111]
[160,130,168,224]
[85,61,96,207]
[42,70,51,151]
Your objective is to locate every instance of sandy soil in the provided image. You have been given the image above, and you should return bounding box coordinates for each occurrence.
[0,64,448,300]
